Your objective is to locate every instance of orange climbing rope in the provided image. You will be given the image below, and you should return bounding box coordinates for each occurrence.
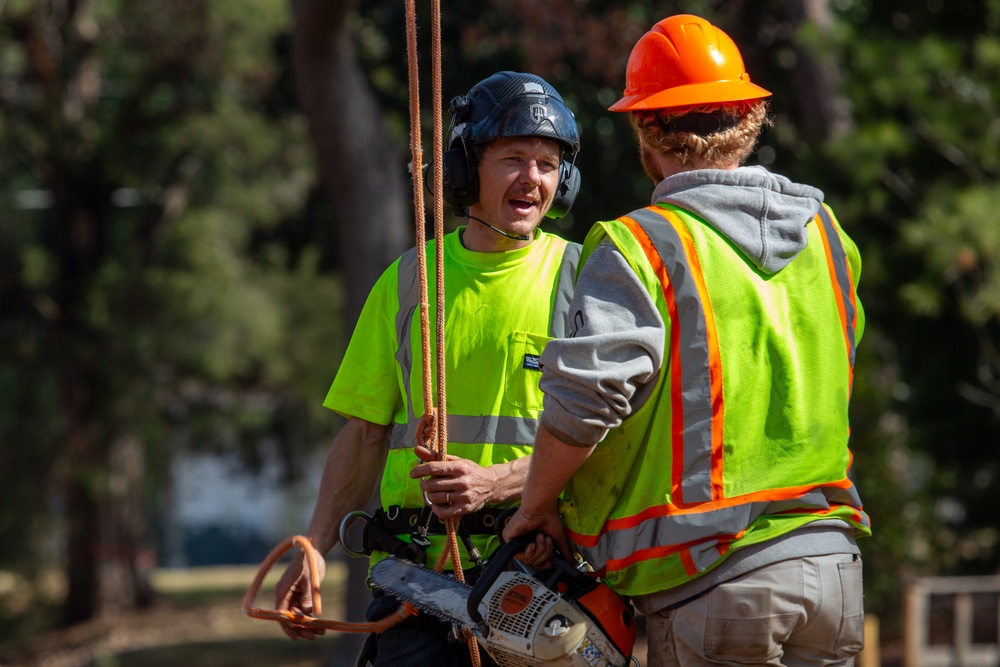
[425,2,479,662]
[243,536,416,631]
[411,0,481,662]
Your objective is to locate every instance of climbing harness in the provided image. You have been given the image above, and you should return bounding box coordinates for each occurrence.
[340,506,505,570]
[244,1,482,663]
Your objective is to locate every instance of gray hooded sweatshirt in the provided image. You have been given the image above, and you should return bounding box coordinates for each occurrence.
[538,166,859,610]
[539,165,823,447]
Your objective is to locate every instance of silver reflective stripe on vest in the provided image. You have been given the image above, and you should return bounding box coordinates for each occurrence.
[815,206,858,369]
[390,239,577,451]
[628,208,716,504]
[591,484,867,569]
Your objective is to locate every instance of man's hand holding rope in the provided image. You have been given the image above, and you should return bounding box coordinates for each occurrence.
[412,445,501,519]
[274,546,328,640]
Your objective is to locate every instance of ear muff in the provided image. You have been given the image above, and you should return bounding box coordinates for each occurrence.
[441,146,478,214]
[546,160,580,219]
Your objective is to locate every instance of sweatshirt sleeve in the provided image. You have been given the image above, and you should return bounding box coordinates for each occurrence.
[538,239,666,447]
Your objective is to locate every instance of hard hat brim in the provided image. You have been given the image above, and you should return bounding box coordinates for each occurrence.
[609,79,772,112]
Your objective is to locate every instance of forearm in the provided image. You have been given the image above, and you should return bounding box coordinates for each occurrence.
[520,422,594,516]
[483,454,532,505]
[304,417,390,554]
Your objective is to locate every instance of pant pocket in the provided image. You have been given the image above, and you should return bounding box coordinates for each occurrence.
[835,558,866,657]
[704,583,794,663]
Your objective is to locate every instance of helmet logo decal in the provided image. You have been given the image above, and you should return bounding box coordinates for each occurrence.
[529,104,547,124]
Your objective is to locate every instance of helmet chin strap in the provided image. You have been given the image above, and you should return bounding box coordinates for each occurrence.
[467,214,531,242]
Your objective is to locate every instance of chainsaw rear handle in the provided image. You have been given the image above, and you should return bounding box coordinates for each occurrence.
[466,532,534,635]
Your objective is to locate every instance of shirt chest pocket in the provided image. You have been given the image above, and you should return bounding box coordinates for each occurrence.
[503,331,551,411]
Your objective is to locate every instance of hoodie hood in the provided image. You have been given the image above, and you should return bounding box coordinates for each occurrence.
[651,166,823,274]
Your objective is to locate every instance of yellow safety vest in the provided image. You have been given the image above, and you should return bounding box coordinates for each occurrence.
[561,204,870,596]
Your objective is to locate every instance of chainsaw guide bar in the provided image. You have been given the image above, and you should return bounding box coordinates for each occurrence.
[370,557,479,628]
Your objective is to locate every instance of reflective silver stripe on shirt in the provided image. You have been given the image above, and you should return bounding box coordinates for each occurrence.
[389,414,540,450]
[815,206,858,369]
[394,246,422,425]
[628,207,716,504]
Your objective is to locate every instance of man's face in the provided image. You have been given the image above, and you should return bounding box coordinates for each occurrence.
[469,136,562,238]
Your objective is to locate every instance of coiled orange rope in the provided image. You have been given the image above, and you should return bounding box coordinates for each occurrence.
[242,536,417,632]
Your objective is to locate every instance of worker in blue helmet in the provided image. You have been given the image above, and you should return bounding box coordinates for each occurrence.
[273,72,582,667]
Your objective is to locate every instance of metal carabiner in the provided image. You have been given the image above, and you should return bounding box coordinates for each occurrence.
[338,510,373,559]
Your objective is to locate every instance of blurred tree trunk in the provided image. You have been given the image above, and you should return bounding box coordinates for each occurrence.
[292,0,410,325]
[54,187,155,625]
[781,0,853,142]
[290,0,410,626]
[28,2,157,624]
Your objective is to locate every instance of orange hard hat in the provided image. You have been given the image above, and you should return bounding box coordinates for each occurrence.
[609,14,772,112]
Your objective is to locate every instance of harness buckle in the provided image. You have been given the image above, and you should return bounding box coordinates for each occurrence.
[338,510,374,558]
[408,532,431,566]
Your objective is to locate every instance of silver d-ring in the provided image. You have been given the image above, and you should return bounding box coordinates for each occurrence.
[338,510,373,559]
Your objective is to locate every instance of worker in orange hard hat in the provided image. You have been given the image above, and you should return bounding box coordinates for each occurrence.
[506,14,870,667]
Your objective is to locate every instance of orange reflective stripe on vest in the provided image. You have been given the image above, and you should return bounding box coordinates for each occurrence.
[815,204,858,393]
[620,206,725,505]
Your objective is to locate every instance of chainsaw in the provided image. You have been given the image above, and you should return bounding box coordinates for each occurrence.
[370,533,638,667]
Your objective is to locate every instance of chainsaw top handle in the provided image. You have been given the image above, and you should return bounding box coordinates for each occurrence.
[468,507,599,636]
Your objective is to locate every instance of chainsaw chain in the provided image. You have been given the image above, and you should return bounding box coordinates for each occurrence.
[370,559,474,626]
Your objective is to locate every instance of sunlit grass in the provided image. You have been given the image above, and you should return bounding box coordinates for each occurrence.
[0,561,356,667]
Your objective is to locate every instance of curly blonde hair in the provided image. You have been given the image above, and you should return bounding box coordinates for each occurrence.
[629,101,771,169]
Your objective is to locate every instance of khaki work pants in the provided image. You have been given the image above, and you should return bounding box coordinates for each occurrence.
[645,554,865,667]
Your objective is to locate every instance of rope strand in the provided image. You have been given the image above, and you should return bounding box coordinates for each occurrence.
[404,0,437,445]
[430,3,478,664]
